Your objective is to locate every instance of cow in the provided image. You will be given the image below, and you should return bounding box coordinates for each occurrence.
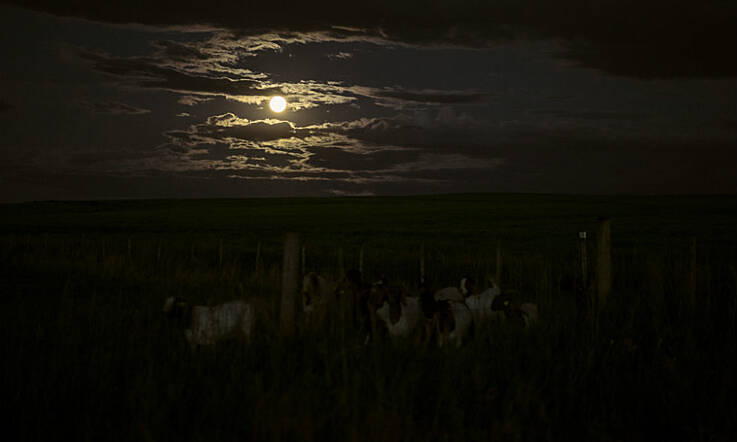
[162,297,254,347]
[373,280,421,340]
[491,291,539,328]
[464,278,503,327]
[429,278,475,347]
[301,272,336,333]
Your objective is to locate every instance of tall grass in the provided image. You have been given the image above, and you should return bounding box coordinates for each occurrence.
[1,196,736,441]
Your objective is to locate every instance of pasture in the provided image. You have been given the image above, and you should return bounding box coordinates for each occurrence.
[1,194,736,441]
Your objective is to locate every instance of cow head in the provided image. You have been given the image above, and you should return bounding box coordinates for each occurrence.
[162,296,191,327]
[460,276,476,297]
[301,272,322,307]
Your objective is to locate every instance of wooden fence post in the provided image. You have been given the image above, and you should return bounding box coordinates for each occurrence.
[301,244,306,276]
[580,232,588,286]
[218,238,223,268]
[689,237,697,307]
[338,247,345,279]
[280,233,300,337]
[495,240,502,285]
[577,231,589,318]
[255,241,261,275]
[420,242,425,284]
[596,219,612,312]
[359,245,364,274]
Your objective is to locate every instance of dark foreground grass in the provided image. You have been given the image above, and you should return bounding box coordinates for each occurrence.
[1,194,736,441]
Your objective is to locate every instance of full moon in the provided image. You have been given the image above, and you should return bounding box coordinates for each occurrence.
[269,96,287,113]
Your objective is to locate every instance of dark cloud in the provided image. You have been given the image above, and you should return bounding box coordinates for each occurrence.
[166,114,403,148]
[9,0,736,77]
[326,52,353,60]
[171,114,457,148]
[167,113,634,167]
[3,133,734,203]
[81,100,150,115]
[75,45,496,112]
[371,88,487,105]
[167,113,298,144]
[79,50,279,98]
[308,115,486,149]
[181,142,294,167]
[528,109,646,121]
[208,120,296,142]
[345,87,490,110]
[306,146,422,171]
[152,112,505,187]
[151,40,210,61]
[78,49,357,109]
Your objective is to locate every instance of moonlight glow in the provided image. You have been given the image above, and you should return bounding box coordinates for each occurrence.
[269,96,287,113]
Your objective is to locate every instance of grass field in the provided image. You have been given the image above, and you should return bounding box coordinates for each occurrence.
[1,194,736,441]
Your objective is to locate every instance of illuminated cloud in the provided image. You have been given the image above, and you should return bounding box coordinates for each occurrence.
[177,95,213,106]
[169,114,419,151]
[77,38,493,113]
[268,81,357,110]
[78,49,358,110]
[146,109,506,190]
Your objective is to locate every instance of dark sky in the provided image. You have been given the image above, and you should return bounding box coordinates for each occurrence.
[1,1,735,201]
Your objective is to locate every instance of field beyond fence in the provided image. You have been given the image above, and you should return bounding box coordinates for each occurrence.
[1,194,736,441]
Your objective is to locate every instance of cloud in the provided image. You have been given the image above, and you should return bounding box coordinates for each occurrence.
[80,50,278,100]
[170,113,298,142]
[149,111,506,187]
[370,88,487,105]
[10,0,736,77]
[304,114,485,148]
[166,114,447,160]
[161,114,316,171]
[206,117,297,142]
[177,95,213,106]
[269,81,357,110]
[151,40,211,61]
[345,86,489,109]
[6,123,734,200]
[305,144,421,171]
[328,189,375,196]
[78,49,356,110]
[80,100,151,115]
[76,42,491,112]
[528,109,646,121]
[327,52,353,60]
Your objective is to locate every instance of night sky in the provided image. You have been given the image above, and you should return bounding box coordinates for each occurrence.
[1,1,735,201]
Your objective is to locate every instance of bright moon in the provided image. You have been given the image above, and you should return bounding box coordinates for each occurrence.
[269,96,287,113]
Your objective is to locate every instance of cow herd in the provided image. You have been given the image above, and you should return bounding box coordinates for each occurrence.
[163,270,538,348]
